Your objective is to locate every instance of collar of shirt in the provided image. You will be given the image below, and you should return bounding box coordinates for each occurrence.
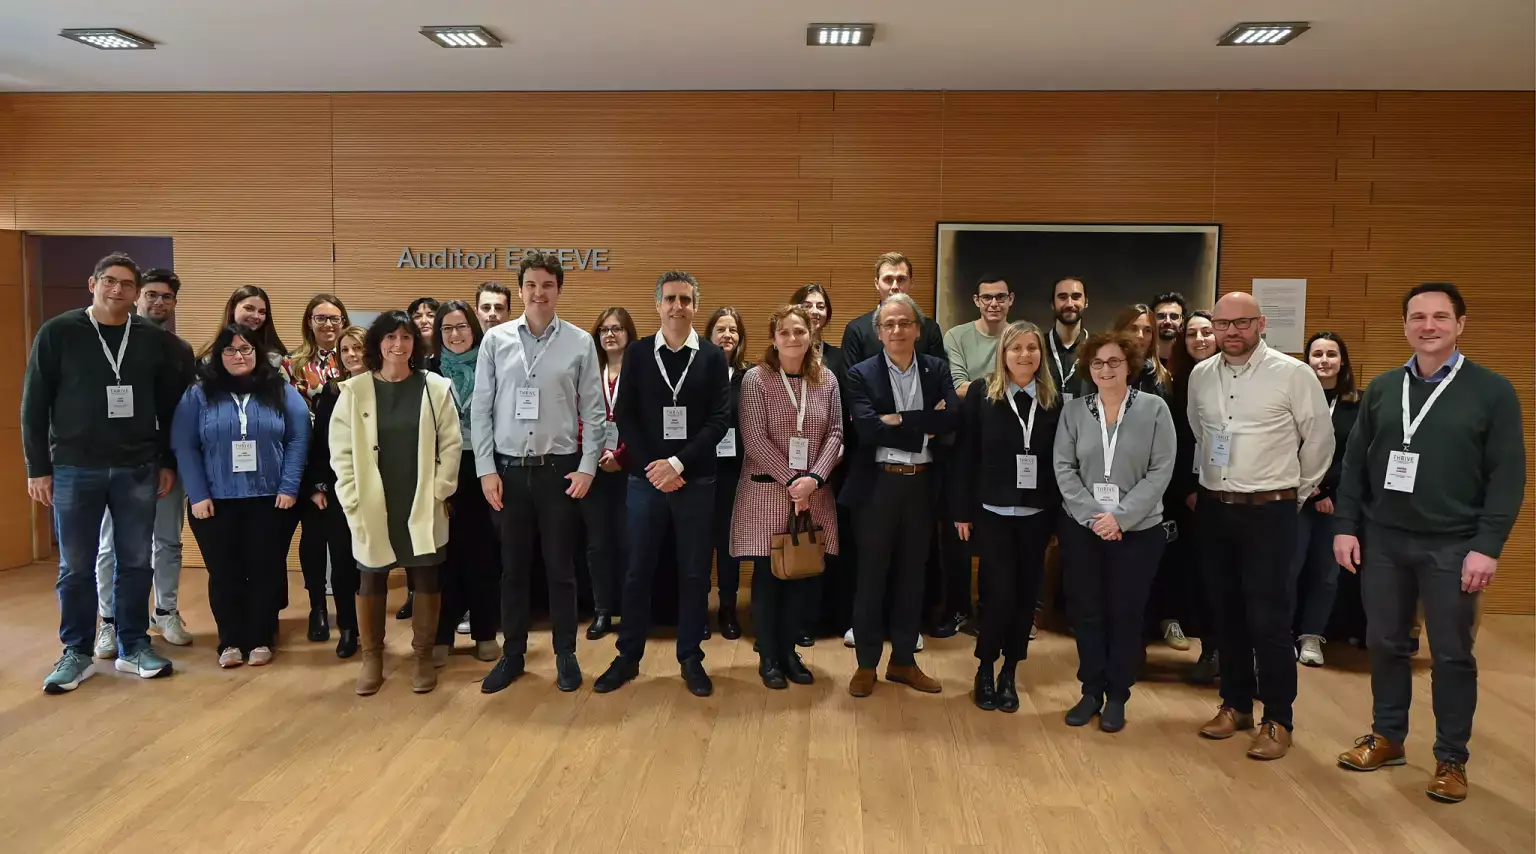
[1220,338,1270,377]
[885,351,919,379]
[654,328,700,353]
[514,314,558,343]
[1008,380,1038,399]
[1406,349,1460,381]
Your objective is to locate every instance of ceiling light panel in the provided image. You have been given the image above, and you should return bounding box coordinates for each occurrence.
[59,29,155,50]
[807,24,875,47]
[1217,23,1309,46]
[420,26,503,49]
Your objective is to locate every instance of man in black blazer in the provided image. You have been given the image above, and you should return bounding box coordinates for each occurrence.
[840,251,947,368]
[841,294,960,698]
[594,271,731,698]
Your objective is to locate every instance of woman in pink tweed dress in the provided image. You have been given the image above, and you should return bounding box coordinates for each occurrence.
[731,305,844,689]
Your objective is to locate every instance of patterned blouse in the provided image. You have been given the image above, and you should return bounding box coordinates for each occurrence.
[291,350,343,411]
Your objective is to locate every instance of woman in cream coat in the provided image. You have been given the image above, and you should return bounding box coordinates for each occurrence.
[330,311,461,696]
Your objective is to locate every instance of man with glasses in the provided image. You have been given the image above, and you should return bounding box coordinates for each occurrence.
[475,281,512,330]
[1187,292,1333,759]
[841,252,947,368]
[25,253,192,693]
[945,275,1013,399]
[1152,292,1187,367]
[1046,277,1090,401]
[92,269,196,656]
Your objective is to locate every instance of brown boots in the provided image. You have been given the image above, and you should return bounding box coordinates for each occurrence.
[355,592,387,696]
[410,592,442,694]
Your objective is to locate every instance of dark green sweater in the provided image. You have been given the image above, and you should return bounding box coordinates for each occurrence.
[1334,357,1526,557]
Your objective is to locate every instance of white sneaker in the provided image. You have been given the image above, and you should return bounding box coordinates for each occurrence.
[915,634,925,653]
[456,612,471,635]
[1298,636,1325,667]
[218,647,244,668]
[1161,619,1191,651]
[1029,619,1039,641]
[94,622,117,659]
[843,628,855,648]
[155,612,193,646]
[248,646,274,666]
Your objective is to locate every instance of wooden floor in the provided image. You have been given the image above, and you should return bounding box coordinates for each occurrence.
[1,563,1532,854]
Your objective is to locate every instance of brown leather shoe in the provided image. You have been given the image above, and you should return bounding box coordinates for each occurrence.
[1427,761,1468,803]
[1246,721,1293,760]
[1198,706,1254,740]
[849,667,877,697]
[1338,733,1407,771]
[886,664,942,694]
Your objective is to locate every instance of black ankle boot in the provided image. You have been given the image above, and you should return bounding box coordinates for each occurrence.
[759,656,787,690]
[973,663,997,711]
[719,604,742,640]
[995,660,1021,713]
[396,591,414,620]
[307,606,330,642]
[586,611,613,640]
[335,628,358,658]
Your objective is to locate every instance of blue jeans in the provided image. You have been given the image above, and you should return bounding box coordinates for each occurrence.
[1291,502,1340,638]
[616,475,714,664]
[55,464,159,656]
[95,474,186,617]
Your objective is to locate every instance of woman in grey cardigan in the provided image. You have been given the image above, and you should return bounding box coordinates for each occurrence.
[1053,330,1175,733]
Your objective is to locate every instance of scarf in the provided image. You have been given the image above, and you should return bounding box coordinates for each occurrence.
[439,346,479,430]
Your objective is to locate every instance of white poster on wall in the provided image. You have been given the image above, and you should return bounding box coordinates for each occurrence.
[1252,278,1307,354]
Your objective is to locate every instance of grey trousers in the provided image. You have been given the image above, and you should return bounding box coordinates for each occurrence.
[1362,523,1480,764]
[96,476,187,617]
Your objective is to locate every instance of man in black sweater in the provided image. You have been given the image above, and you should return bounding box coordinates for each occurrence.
[1332,283,1526,804]
[839,252,947,367]
[595,271,731,698]
[25,253,191,694]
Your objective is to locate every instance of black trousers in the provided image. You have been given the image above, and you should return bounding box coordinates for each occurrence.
[853,469,934,669]
[1060,520,1165,702]
[1362,524,1480,764]
[580,468,628,614]
[616,474,714,663]
[1198,497,1300,729]
[1147,498,1205,638]
[747,554,816,661]
[189,497,287,653]
[437,453,501,645]
[819,501,859,635]
[497,454,582,656]
[938,464,974,619]
[713,460,742,606]
[974,510,1053,665]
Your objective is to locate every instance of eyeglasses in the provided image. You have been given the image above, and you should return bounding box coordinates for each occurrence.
[1212,317,1260,331]
[222,346,255,358]
[96,274,137,290]
[976,294,1011,304]
[1090,358,1126,371]
[598,325,625,336]
[441,323,472,335]
[311,315,344,326]
[662,295,694,307]
[1155,311,1181,321]
[879,319,916,332]
[141,292,176,304]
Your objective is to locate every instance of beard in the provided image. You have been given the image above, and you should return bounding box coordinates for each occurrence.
[1054,308,1079,325]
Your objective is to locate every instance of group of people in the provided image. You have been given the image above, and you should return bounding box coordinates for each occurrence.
[23,249,1523,805]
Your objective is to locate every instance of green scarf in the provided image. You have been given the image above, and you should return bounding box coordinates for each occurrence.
[438,346,479,431]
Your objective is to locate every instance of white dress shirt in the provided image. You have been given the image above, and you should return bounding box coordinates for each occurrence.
[1187,340,1334,500]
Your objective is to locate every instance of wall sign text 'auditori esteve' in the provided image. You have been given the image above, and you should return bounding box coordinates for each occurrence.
[397,247,611,271]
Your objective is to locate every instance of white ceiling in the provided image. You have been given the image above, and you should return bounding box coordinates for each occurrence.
[0,0,1531,92]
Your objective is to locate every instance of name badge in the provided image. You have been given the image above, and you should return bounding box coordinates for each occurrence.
[788,436,810,469]
[232,440,258,473]
[1384,450,1419,493]
[663,406,687,440]
[107,385,134,419]
[885,448,913,466]
[716,427,736,457]
[1093,482,1120,509]
[515,387,540,420]
[1208,430,1232,467]
[1016,454,1038,489]
[1061,392,1074,404]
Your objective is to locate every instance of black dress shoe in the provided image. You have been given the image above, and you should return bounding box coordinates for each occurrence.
[681,658,713,697]
[759,658,788,690]
[586,612,613,640]
[973,665,998,712]
[335,628,358,659]
[395,592,414,621]
[795,634,815,648]
[1100,699,1126,733]
[995,670,1021,713]
[594,656,639,693]
[719,605,742,640]
[480,654,526,694]
[929,612,968,640]
[556,652,582,692]
[307,608,330,642]
[1065,694,1103,727]
[782,652,814,685]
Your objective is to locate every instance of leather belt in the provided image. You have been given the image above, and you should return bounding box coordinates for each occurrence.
[1201,487,1298,505]
[497,453,574,468]
[879,463,929,475]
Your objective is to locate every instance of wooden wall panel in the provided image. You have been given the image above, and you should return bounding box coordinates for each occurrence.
[2,90,1530,610]
[0,233,30,569]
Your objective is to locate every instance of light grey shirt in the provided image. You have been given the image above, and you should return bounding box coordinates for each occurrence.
[877,355,933,465]
[1053,390,1176,531]
[470,314,609,478]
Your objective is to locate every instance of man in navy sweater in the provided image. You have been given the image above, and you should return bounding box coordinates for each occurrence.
[595,271,731,697]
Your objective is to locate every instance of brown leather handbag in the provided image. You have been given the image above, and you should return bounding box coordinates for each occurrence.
[770,511,826,580]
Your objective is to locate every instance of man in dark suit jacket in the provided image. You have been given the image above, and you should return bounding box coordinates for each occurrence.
[840,251,947,368]
[841,294,960,699]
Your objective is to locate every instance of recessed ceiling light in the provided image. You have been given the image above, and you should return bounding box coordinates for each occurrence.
[59,28,155,50]
[807,24,875,47]
[420,26,503,49]
[1217,22,1309,46]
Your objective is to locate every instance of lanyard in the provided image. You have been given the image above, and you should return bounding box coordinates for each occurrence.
[1005,388,1039,452]
[1051,327,1082,387]
[87,307,132,384]
[603,364,620,412]
[780,369,806,432]
[233,394,251,439]
[654,344,698,405]
[1401,356,1464,449]
[517,320,559,381]
[1095,393,1128,482]
[1328,397,1336,418]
